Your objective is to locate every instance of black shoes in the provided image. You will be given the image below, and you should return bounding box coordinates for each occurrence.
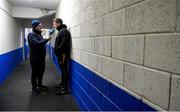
[39,85,48,90]
[31,85,48,94]
[54,84,63,89]
[55,85,69,95]
[31,88,40,94]
[56,88,69,95]
[31,84,68,95]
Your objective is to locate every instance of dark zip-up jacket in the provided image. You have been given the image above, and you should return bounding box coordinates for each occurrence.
[54,24,71,58]
[28,29,49,61]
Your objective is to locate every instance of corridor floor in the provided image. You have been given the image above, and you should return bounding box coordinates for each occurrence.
[0,58,80,111]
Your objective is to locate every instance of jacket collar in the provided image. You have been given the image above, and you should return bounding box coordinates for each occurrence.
[33,29,42,35]
[57,24,67,31]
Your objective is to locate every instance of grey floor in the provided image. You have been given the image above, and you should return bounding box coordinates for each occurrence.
[0,58,80,111]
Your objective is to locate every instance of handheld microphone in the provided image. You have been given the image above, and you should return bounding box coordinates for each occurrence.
[49,29,55,35]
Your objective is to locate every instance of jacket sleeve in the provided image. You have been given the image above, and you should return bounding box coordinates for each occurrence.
[28,33,49,47]
[57,30,68,51]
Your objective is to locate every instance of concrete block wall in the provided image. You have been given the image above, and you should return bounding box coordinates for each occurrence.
[56,0,180,110]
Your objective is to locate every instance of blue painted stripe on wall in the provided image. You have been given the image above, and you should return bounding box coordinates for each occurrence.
[70,62,120,111]
[70,59,157,111]
[73,79,101,110]
[0,48,23,85]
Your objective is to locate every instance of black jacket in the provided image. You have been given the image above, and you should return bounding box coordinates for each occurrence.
[28,29,49,61]
[54,24,71,58]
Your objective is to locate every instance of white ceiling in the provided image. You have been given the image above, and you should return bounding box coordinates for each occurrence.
[7,0,60,10]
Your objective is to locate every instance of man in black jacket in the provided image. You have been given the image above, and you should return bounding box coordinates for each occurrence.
[28,20,51,94]
[54,18,71,95]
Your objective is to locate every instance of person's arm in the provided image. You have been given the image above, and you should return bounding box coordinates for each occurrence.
[57,30,69,64]
[57,30,68,51]
[28,33,50,47]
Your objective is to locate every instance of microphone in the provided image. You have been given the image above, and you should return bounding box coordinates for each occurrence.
[49,29,55,36]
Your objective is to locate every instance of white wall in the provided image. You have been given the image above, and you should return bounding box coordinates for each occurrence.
[0,0,23,55]
[12,6,56,19]
[12,7,43,19]
[0,0,12,15]
[56,0,180,111]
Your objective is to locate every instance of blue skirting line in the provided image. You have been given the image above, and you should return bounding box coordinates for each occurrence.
[70,59,157,111]
[0,48,23,85]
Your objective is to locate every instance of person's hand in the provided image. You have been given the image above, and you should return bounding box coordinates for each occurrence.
[61,54,66,65]
[47,36,52,41]
[49,29,55,36]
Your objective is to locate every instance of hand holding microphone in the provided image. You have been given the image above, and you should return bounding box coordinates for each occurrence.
[49,29,55,36]
[46,29,55,41]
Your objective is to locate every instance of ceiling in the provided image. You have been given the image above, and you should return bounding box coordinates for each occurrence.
[7,0,60,10]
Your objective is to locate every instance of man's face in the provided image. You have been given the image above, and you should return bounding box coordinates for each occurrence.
[53,21,56,29]
[55,22,60,28]
[35,24,42,32]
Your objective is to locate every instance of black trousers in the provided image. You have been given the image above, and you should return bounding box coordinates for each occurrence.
[58,57,69,90]
[30,59,45,89]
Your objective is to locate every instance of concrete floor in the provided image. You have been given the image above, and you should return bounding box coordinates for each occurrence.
[0,58,80,111]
